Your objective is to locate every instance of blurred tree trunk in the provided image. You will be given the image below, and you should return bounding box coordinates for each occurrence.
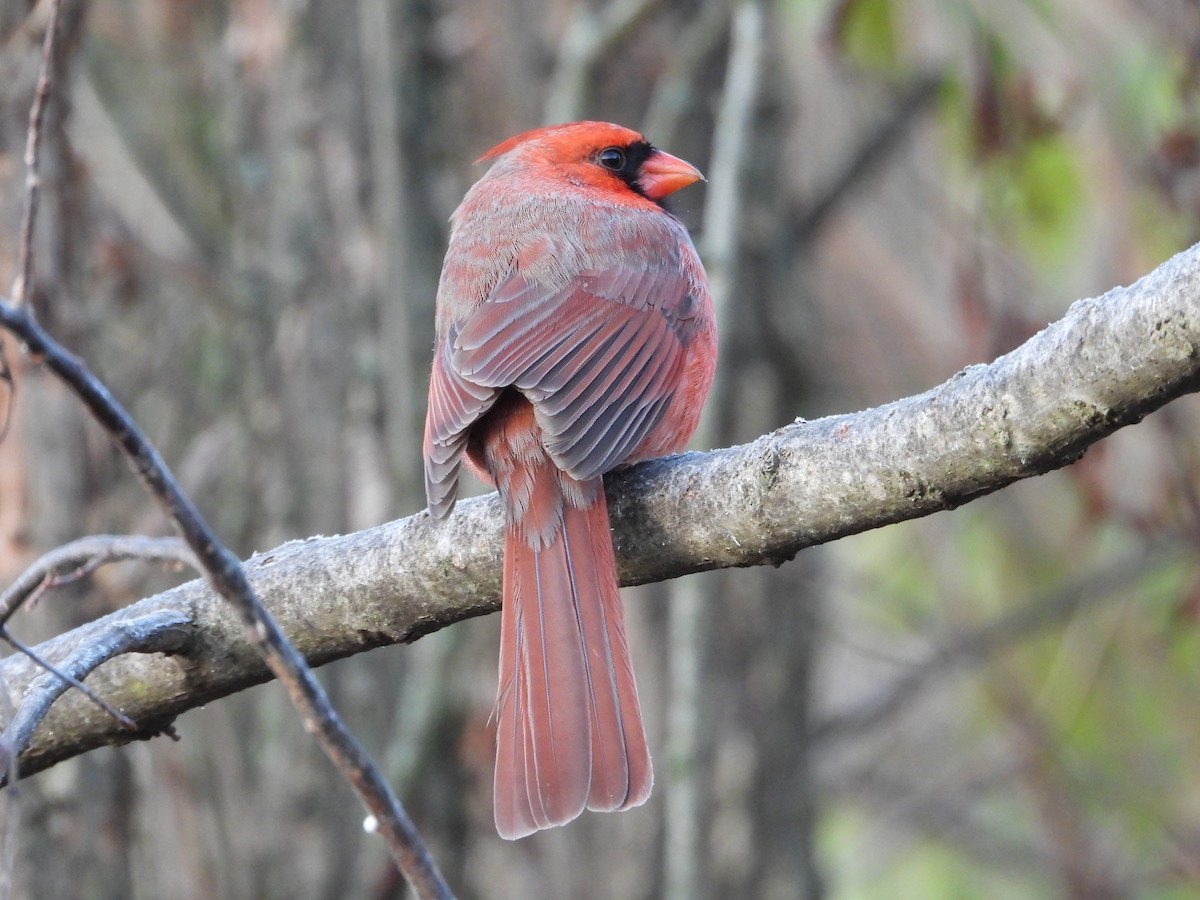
[698,18,825,895]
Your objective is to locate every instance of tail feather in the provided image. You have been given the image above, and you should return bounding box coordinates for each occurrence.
[560,500,652,812]
[495,570,535,833]
[494,486,652,840]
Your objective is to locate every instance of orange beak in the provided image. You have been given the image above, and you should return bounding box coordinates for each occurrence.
[637,149,705,201]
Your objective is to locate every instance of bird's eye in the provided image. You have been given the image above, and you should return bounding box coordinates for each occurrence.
[597,147,626,171]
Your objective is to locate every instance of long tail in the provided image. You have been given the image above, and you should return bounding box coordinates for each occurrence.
[493,486,652,840]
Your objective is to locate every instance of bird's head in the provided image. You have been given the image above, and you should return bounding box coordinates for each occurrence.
[478,121,705,204]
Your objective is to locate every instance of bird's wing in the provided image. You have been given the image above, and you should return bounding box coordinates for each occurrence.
[423,341,500,518]
[451,257,703,480]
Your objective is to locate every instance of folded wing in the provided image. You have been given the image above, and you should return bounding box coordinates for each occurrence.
[423,257,698,516]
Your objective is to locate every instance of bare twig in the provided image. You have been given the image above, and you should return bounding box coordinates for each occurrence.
[0,608,190,773]
[0,626,139,731]
[11,0,63,308]
[0,340,13,444]
[0,534,199,625]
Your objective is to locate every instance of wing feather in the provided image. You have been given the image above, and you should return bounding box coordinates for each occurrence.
[448,265,692,481]
[423,339,501,517]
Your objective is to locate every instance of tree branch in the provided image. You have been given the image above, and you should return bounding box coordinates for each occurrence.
[0,534,198,624]
[0,608,189,768]
[1,240,1198,791]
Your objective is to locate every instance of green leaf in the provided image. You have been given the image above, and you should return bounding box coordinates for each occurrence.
[986,134,1084,269]
[836,0,902,75]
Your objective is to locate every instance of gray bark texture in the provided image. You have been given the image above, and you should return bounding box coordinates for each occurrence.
[4,239,1199,779]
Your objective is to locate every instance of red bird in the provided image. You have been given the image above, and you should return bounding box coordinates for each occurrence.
[423,121,715,839]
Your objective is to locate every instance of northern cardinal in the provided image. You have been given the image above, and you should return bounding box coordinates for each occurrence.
[423,121,715,839]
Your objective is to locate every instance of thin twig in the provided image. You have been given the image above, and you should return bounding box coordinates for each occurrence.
[11,0,63,308]
[0,534,199,626]
[0,608,190,772]
[0,627,137,731]
[0,342,13,444]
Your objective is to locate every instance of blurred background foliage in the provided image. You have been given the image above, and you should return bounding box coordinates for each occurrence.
[1,0,1199,897]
